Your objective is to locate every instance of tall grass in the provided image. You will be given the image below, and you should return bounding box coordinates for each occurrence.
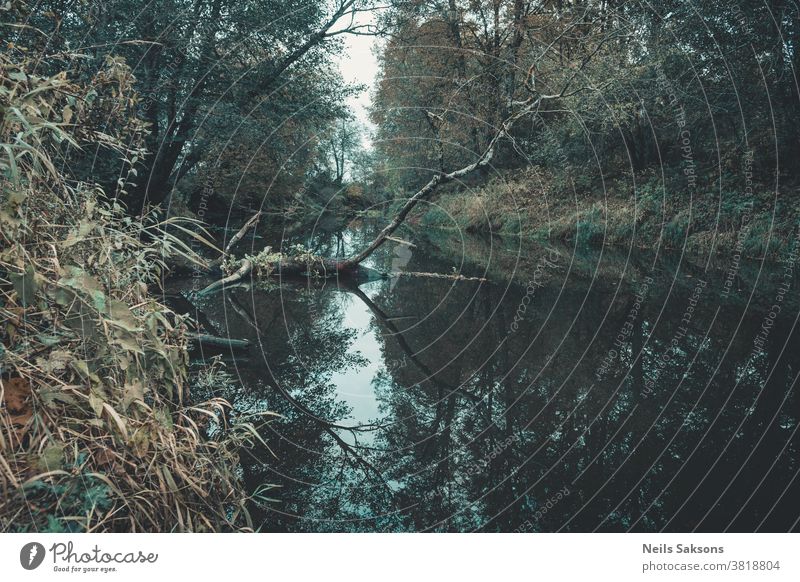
[0,51,269,531]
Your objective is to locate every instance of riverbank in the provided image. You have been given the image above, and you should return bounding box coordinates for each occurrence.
[0,54,258,532]
[412,168,800,261]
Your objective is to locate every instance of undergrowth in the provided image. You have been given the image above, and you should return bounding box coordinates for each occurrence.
[418,169,800,260]
[0,49,270,531]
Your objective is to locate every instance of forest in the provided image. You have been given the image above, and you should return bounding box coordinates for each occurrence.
[1,0,799,532]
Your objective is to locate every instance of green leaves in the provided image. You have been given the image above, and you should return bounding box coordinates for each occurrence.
[122,380,145,410]
[59,266,106,312]
[1,43,256,534]
[56,268,143,352]
[10,264,36,306]
[88,386,106,417]
[102,402,129,441]
[107,299,141,333]
[62,219,97,248]
[37,443,64,472]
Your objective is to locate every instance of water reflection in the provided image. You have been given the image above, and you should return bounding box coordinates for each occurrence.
[188,220,800,532]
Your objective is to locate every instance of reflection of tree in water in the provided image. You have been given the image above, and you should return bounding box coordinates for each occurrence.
[356,253,799,532]
[196,281,392,531]
[276,217,389,263]
[196,227,800,531]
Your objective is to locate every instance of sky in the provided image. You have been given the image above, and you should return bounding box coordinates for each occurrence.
[335,9,381,147]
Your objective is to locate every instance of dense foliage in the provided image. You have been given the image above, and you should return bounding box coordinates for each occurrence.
[4,0,372,214]
[0,35,269,532]
[371,1,800,255]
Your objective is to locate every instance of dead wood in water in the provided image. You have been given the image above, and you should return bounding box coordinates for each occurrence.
[187,332,252,350]
[385,235,416,248]
[337,91,565,269]
[197,258,253,296]
[198,76,600,287]
[393,271,487,282]
[210,211,262,268]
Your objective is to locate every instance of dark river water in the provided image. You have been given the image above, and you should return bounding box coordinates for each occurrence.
[173,217,800,532]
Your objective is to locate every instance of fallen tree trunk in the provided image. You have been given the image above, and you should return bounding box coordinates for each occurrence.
[187,332,251,350]
[209,211,262,269]
[197,258,253,296]
[333,45,608,270]
[198,79,598,287]
[337,92,551,270]
[196,253,371,296]
[392,271,487,282]
[385,235,416,248]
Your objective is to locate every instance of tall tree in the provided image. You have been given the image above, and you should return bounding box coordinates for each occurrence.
[11,0,378,212]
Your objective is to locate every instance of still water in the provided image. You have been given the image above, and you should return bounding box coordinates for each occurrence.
[180,219,799,532]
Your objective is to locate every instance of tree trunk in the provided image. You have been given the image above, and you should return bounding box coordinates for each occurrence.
[339,92,549,269]
[199,72,597,285]
[209,212,263,269]
[187,333,251,350]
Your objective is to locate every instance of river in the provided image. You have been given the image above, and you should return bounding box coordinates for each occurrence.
[170,217,800,532]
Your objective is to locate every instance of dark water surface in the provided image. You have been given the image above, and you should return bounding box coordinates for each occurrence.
[178,219,800,532]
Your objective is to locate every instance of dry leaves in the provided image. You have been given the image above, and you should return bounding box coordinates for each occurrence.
[1,376,33,445]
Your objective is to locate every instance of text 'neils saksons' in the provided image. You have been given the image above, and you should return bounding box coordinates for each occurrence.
[643,544,724,554]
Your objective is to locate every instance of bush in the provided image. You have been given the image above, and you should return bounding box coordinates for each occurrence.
[661,213,690,249]
[421,206,453,227]
[0,51,267,532]
[575,205,605,247]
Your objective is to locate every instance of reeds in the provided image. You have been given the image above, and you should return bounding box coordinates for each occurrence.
[0,49,267,532]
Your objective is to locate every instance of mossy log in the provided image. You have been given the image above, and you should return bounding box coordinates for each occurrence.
[195,253,382,296]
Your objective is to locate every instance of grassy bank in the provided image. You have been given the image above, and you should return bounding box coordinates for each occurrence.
[413,168,800,261]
